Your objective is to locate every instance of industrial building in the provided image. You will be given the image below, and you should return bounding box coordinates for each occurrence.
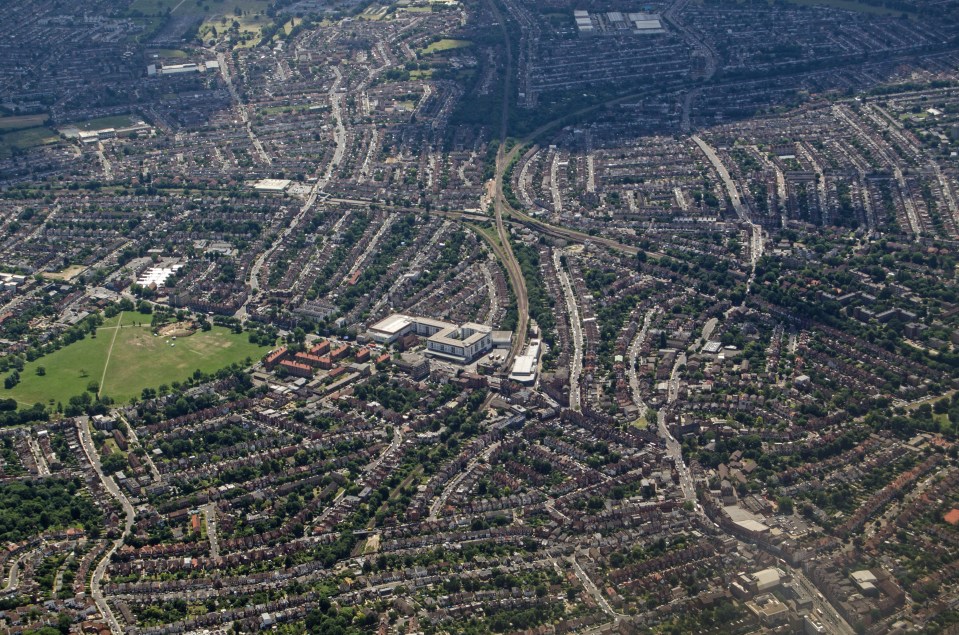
[575,10,665,37]
[368,314,495,364]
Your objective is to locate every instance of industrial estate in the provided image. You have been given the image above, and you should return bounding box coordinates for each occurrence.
[0,0,958,633]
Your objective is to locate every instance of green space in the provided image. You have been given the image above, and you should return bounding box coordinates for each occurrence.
[0,127,60,158]
[128,0,184,14]
[780,0,911,16]
[420,38,472,55]
[0,478,101,542]
[2,312,270,406]
[75,115,138,131]
[0,114,50,131]
[148,48,190,58]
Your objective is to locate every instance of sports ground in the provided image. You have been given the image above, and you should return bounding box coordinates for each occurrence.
[3,312,270,406]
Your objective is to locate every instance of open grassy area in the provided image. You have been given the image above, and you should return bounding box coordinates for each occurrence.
[148,48,190,58]
[420,38,471,55]
[2,312,270,407]
[41,265,87,281]
[0,127,60,158]
[781,0,911,15]
[75,115,138,131]
[0,115,50,131]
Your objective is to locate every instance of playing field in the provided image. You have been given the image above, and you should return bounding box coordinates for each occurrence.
[420,39,472,55]
[3,312,270,406]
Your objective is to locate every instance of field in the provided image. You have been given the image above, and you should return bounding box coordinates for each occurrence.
[75,115,138,131]
[0,127,60,158]
[0,115,50,131]
[781,0,912,15]
[420,38,471,55]
[2,312,271,406]
[148,48,190,58]
[42,265,87,281]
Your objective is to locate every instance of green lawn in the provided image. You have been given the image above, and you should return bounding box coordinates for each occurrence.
[420,38,471,55]
[0,127,60,158]
[75,115,138,131]
[781,0,911,15]
[149,48,190,58]
[3,312,270,406]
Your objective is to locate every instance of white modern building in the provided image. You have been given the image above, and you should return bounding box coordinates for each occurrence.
[368,314,495,363]
[509,339,541,384]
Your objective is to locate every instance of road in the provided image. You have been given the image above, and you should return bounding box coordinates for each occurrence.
[25,433,50,477]
[626,308,659,422]
[202,503,220,560]
[569,555,624,620]
[1,549,26,594]
[692,135,764,286]
[217,52,271,165]
[428,440,499,520]
[659,352,696,501]
[237,65,348,319]
[553,249,583,411]
[119,414,161,483]
[793,568,856,635]
[77,418,135,635]
[96,143,113,181]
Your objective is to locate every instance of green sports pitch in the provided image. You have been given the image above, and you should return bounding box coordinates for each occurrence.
[2,312,271,406]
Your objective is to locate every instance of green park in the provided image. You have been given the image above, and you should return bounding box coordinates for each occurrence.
[2,312,270,407]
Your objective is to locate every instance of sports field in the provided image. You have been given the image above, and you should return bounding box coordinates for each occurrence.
[2,312,270,406]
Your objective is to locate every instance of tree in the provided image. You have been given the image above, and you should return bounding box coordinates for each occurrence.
[4,370,19,389]
[36,366,46,376]
[101,452,127,475]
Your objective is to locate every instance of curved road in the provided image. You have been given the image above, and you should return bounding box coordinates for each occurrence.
[77,418,135,635]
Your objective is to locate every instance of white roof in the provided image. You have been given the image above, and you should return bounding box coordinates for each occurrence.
[734,519,768,533]
[254,178,292,191]
[633,19,662,29]
[510,355,536,377]
[370,314,413,335]
[753,568,781,586]
[851,570,877,583]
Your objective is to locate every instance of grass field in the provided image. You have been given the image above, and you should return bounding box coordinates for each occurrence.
[75,115,138,131]
[2,312,270,406]
[148,48,190,58]
[0,127,60,158]
[0,115,50,132]
[784,0,911,16]
[420,38,471,55]
[42,265,87,281]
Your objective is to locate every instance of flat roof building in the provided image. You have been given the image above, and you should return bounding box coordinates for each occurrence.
[368,314,498,363]
[509,339,541,384]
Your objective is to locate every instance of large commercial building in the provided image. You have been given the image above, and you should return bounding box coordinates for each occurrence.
[368,314,494,363]
[575,10,665,37]
[509,339,541,384]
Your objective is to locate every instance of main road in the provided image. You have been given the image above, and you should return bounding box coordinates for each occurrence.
[77,417,135,635]
[554,249,584,411]
[692,135,764,288]
[236,66,348,319]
